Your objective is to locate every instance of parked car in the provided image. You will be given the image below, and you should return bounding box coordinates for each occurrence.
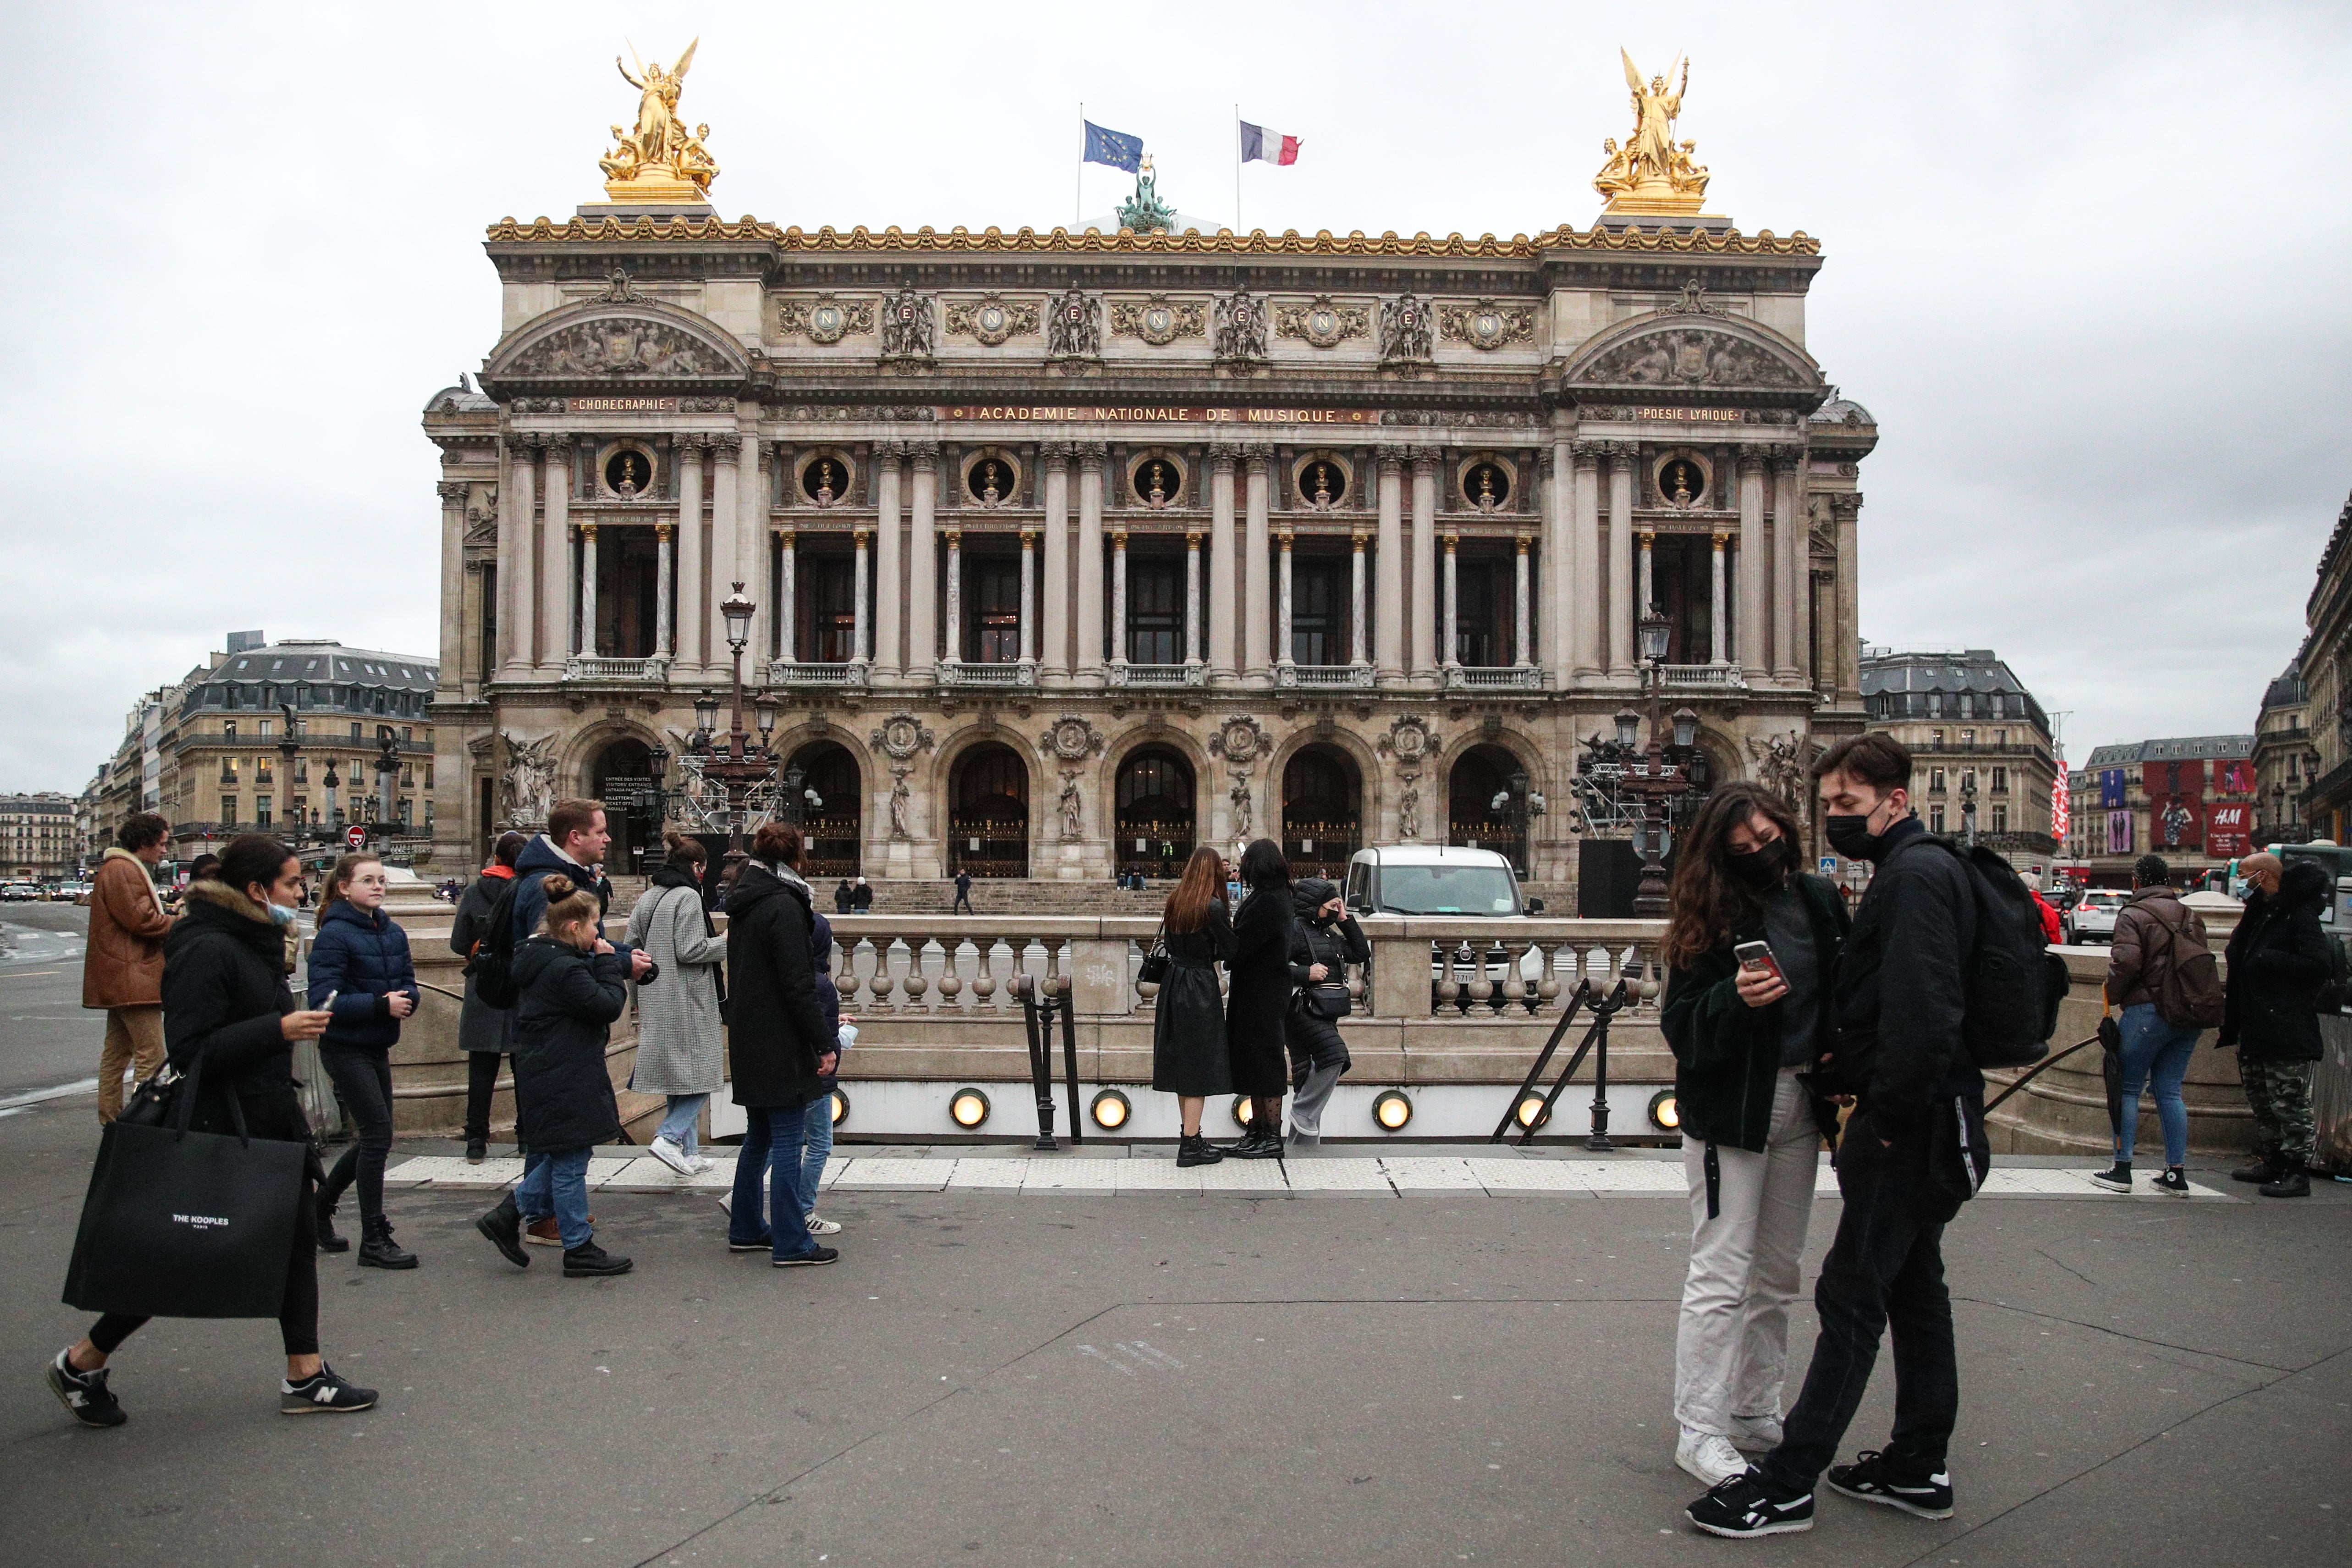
[2062,888,2128,944]
[0,882,41,902]
[1344,846,1551,1012]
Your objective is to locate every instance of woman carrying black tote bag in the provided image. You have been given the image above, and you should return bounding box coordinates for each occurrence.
[47,834,378,1428]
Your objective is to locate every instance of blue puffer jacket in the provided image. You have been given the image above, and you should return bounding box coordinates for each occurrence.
[306,899,420,1050]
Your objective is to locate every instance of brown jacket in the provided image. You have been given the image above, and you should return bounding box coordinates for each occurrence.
[2105,886,2206,1011]
[83,847,172,1009]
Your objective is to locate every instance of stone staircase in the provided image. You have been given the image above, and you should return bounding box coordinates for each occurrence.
[844,879,1176,917]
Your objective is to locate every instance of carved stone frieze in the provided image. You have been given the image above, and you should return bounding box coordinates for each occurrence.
[1274,296,1370,348]
[776,404,940,422]
[1213,288,1270,361]
[878,287,937,359]
[1110,295,1206,346]
[506,316,734,378]
[1046,285,1101,358]
[774,294,875,344]
[944,293,1042,347]
[1574,325,1806,388]
[1375,714,1438,765]
[1038,716,1106,762]
[1437,299,1535,351]
[1208,715,1273,766]
[870,713,937,761]
[1379,293,1433,364]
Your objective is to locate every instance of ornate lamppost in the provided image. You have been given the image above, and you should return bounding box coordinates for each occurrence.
[1614,607,1704,918]
[680,583,784,874]
[276,702,303,845]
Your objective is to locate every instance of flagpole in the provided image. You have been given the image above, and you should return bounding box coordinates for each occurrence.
[1234,104,1242,234]
[1076,102,1083,230]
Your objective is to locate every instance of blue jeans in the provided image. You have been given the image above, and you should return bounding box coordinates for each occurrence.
[657,1093,709,1157]
[2115,1003,2201,1167]
[729,1104,820,1260]
[515,1148,594,1251]
[796,1091,835,1216]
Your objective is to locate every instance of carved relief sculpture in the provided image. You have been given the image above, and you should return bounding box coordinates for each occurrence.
[1111,295,1206,346]
[871,714,937,762]
[1058,771,1084,841]
[1593,49,1712,216]
[1746,730,1819,820]
[888,770,913,840]
[1437,300,1535,351]
[879,287,937,359]
[1576,326,1804,388]
[599,39,719,203]
[507,318,732,379]
[1396,774,1421,841]
[1379,293,1434,364]
[1228,773,1254,841]
[498,734,560,830]
[1274,296,1370,348]
[1046,285,1101,358]
[944,294,1041,347]
[776,294,875,344]
[1213,287,1270,362]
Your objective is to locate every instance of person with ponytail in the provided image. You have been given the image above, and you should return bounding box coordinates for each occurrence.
[307,852,420,1268]
[474,873,635,1278]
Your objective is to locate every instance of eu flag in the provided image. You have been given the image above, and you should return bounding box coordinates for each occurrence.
[1083,121,1143,173]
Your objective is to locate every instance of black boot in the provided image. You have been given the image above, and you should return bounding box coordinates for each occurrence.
[1175,1132,1223,1168]
[464,1139,488,1164]
[358,1215,419,1270]
[2259,1162,2312,1198]
[1226,1124,1284,1159]
[475,1195,528,1267]
[315,1193,350,1254]
[2231,1152,2283,1184]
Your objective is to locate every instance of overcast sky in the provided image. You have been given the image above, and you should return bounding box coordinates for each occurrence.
[5,0,2347,794]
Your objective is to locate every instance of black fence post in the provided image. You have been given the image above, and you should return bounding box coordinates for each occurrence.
[1016,975,1058,1151]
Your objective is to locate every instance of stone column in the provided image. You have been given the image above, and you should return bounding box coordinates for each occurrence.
[907,442,939,680]
[1041,445,1071,685]
[1571,441,1603,678]
[1709,530,1728,667]
[871,446,904,680]
[943,529,962,665]
[1409,447,1439,682]
[539,438,571,672]
[851,526,871,667]
[1514,534,1533,669]
[1111,529,1130,672]
[1076,443,1106,682]
[774,527,794,663]
[1607,445,1635,677]
[740,435,769,669]
[1018,527,1037,669]
[655,523,675,660]
[1772,449,1804,684]
[577,524,598,658]
[436,481,467,693]
[497,441,535,676]
[1638,530,1654,621]
[1833,493,1863,700]
[1184,529,1202,668]
[708,435,740,671]
[1276,530,1296,676]
[1243,446,1273,680]
[1375,454,1405,680]
[1209,450,1238,680]
[1441,531,1460,673]
[1540,446,1568,680]
[1738,451,1767,682]
[1350,529,1369,669]
[676,439,706,673]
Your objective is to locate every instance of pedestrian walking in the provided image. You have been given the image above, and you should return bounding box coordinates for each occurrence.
[2089,855,2216,1196]
[308,853,422,1268]
[1282,876,1368,1148]
[851,876,873,912]
[1688,734,1980,1538]
[453,831,525,1162]
[723,822,840,1268]
[797,905,854,1236]
[628,834,728,1177]
[45,834,373,1427]
[2220,851,2335,1198]
[473,874,635,1278]
[1150,846,1232,1167]
[952,867,974,914]
[1660,783,1848,1488]
[1224,839,1297,1158]
[84,812,175,1123]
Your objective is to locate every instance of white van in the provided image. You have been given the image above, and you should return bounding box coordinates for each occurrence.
[1342,845,1544,918]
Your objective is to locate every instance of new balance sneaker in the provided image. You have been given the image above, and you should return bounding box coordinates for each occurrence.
[2088,1161,2132,1193]
[804,1214,843,1236]
[279,1364,378,1415]
[1677,1425,1749,1486]
[1684,1472,1814,1538]
[647,1135,696,1176]
[1729,1412,1784,1452]
[2152,1167,2192,1197]
[1824,1451,1954,1520]
[46,1349,127,1428]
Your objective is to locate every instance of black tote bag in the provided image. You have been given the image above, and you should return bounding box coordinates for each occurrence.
[62,1049,307,1320]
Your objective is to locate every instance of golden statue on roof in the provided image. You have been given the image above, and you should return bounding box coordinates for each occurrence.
[598,39,718,205]
[1594,48,1711,217]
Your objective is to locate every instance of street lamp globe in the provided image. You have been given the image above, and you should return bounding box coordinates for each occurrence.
[720,582,756,651]
[1613,707,1641,750]
[1671,706,1700,750]
[1637,607,1671,666]
[693,689,720,739]
[754,691,780,737]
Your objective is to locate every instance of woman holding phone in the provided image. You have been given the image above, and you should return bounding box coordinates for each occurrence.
[1658,783,1849,1487]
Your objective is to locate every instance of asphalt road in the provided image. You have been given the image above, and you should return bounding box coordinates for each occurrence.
[0,904,101,1103]
[0,1091,2345,1568]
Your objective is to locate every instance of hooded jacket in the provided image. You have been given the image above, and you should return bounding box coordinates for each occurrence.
[508,934,629,1151]
[306,899,420,1050]
[1286,878,1369,987]
[159,880,309,1142]
[724,862,834,1111]
[83,846,172,1010]
[2220,859,2335,1064]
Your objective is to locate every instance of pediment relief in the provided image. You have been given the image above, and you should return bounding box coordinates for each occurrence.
[488,298,748,384]
[1566,312,1818,392]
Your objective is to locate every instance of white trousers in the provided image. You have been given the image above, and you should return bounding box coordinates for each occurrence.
[1673,1067,1822,1435]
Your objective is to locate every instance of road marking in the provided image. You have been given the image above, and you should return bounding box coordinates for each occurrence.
[0,1078,99,1110]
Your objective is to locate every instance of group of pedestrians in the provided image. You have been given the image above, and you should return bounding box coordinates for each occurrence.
[1149,839,1369,1164]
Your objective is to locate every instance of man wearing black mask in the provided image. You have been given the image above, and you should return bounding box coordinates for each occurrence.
[1688,731,1976,1539]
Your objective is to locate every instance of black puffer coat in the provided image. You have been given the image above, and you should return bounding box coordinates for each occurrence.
[2220,859,2336,1064]
[724,863,833,1112]
[160,881,309,1143]
[508,935,629,1152]
[1284,879,1369,1075]
[1225,884,1297,1096]
[1825,818,1982,1133]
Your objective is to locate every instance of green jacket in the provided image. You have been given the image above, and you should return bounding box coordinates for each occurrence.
[1660,872,1850,1153]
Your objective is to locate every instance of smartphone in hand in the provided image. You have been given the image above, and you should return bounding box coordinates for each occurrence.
[1733,941,1784,986]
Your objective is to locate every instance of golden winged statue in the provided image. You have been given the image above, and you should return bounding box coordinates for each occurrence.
[1594,47,1711,215]
[598,38,719,204]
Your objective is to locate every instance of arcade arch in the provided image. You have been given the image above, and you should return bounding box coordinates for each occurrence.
[949,741,1031,878]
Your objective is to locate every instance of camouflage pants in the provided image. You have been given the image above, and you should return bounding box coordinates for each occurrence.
[2239,1056,2316,1165]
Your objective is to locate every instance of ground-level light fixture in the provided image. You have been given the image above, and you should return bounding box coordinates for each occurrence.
[949,1087,991,1129]
[1371,1089,1414,1132]
[1514,1093,1551,1131]
[829,1088,851,1127]
[1090,1088,1132,1132]
[1648,1089,1680,1132]
[1230,1096,1256,1129]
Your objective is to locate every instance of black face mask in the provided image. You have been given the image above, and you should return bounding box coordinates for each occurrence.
[1727,838,1789,890]
[1824,812,1886,862]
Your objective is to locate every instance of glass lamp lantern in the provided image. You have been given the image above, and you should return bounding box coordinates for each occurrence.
[693,689,720,739]
[1613,707,1641,750]
[719,583,756,650]
[1671,707,1699,749]
[1637,607,1671,666]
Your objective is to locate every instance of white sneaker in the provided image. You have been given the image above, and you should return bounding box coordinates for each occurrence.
[804,1214,843,1236]
[1730,1413,1784,1452]
[1678,1425,1750,1487]
[647,1136,695,1176]
[690,1156,716,1174]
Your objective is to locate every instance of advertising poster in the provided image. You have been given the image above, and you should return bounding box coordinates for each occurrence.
[2207,802,2252,858]
[2052,760,2070,842]
[2106,810,2134,856]
[2143,760,2205,854]
[2099,769,2129,809]
[2215,759,2254,795]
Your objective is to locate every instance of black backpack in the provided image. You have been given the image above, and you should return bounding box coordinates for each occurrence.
[464,875,525,1010]
[1923,837,2070,1068]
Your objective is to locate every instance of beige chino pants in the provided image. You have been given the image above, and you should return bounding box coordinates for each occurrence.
[98,1005,166,1122]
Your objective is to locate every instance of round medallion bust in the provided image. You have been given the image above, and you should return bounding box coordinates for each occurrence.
[604,447,655,497]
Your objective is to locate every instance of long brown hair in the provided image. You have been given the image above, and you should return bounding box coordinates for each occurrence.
[319,852,382,912]
[537,873,602,940]
[1163,846,1227,934]
[1661,782,1803,971]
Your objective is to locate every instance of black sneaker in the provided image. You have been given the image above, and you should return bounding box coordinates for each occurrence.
[279,1364,378,1414]
[1825,1451,1954,1519]
[1685,1471,1814,1537]
[2088,1161,2132,1193]
[728,1232,775,1253]
[563,1242,634,1277]
[45,1349,127,1428]
[2260,1165,2312,1198]
[464,1139,488,1164]
[2152,1168,2192,1197]
[475,1196,529,1268]
[772,1245,839,1267]
[2231,1153,2282,1184]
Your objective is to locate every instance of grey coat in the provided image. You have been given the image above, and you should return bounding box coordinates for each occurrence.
[625,882,728,1096]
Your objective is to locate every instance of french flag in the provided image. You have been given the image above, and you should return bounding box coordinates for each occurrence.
[1240,121,1301,166]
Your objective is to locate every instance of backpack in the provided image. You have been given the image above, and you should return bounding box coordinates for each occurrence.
[2318,933,2352,1016]
[463,876,525,1010]
[1924,838,2070,1068]
[2142,901,2226,1030]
